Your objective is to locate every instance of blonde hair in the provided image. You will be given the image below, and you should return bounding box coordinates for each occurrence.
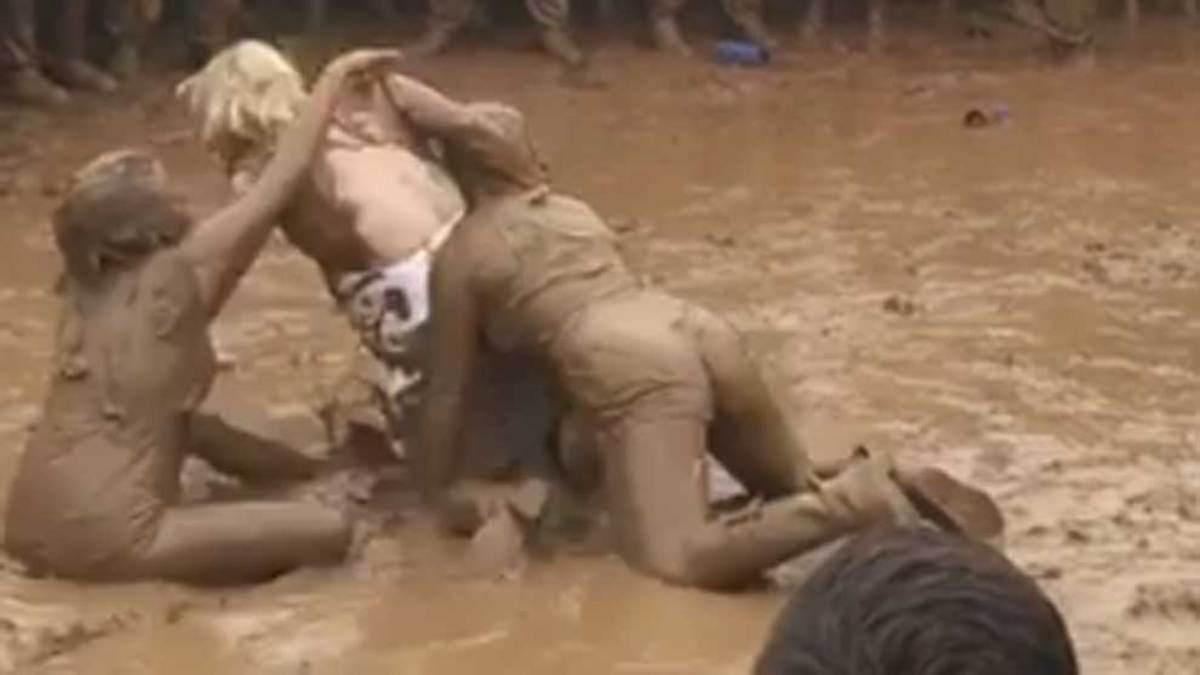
[176,40,307,162]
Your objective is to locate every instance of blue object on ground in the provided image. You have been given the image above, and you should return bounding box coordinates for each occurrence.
[715,40,770,66]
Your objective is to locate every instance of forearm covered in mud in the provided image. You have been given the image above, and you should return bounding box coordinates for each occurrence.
[415,238,481,504]
[188,412,323,484]
[378,73,480,137]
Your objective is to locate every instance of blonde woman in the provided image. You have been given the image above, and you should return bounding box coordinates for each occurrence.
[177,41,559,470]
[3,49,399,584]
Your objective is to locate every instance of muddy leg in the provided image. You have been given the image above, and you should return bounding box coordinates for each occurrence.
[692,307,811,499]
[0,0,70,105]
[649,0,691,56]
[803,0,824,43]
[599,416,918,589]
[721,0,776,50]
[526,0,586,67]
[1042,0,1097,58]
[128,500,350,584]
[410,0,473,56]
[95,0,150,81]
[42,0,118,92]
[867,0,887,53]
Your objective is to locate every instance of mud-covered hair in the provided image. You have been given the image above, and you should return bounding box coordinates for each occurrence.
[175,39,306,167]
[755,528,1078,675]
[54,149,191,288]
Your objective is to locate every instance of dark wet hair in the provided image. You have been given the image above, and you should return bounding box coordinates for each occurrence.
[755,527,1078,675]
[53,150,192,288]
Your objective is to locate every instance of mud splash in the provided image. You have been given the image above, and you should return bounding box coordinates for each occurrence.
[2,17,1200,675]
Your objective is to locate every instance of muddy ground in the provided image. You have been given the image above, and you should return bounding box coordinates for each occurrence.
[1,12,1199,675]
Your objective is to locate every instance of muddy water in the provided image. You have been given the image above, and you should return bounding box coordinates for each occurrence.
[3,19,1200,674]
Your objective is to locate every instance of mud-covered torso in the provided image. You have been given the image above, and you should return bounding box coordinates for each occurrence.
[4,249,215,574]
[464,190,639,356]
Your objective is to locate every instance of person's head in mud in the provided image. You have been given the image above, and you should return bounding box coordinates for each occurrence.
[439,102,548,206]
[176,39,416,181]
[54,149,190,293]
[754,528,1078,675]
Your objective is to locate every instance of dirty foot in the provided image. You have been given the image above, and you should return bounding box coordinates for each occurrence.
[46,60,118,93]
[894,466,1005,545]
[541,29,587,69]
[652,17,693,57]
[0,69,70,107]
[738,18,779,52]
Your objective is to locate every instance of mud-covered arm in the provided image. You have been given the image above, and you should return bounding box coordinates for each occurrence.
[182,49,400,318]
[414,232,483,507]
[377,74,539,185]
[188,412,323,483]
[377,73,479,137]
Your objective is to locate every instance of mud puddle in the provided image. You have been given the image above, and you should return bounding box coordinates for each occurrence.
[1,19,1199,674]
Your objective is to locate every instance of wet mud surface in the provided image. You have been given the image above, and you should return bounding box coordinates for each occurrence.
[2,17,1200,675]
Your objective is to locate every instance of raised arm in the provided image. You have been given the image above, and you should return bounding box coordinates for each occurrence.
[181,49,401,317]
[376,74,544,191]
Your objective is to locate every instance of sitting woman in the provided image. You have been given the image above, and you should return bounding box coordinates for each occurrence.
[2,49,399,585]
[376,73,1006,589]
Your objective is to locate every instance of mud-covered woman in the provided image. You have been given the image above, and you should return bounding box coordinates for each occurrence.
[378,74,1006,589]
[2,49,401,585]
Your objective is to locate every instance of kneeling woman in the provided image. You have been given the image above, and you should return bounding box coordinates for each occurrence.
[3,50,398,584]
[383,74,1005,589]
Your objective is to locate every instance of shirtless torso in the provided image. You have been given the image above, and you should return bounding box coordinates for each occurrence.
[219,77,555,474]
[231,83,465,287]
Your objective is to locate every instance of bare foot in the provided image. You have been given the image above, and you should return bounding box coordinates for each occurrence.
[46,60,117,94]
[894,466,1006,546]
[0,69,70,107]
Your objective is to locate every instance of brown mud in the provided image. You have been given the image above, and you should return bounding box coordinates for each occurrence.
[2,16,1200,675]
